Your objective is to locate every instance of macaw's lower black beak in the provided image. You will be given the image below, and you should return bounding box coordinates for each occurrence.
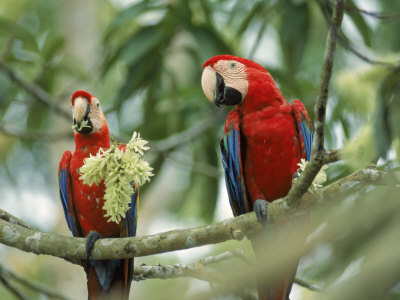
[74,104,93,135]
[214,72,242,107]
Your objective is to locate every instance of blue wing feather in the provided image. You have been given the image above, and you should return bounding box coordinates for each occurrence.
[59,163,77,236]
[292,100,313,162]
[220,128,248,216]
[300,120,313,161]
[126,184,138,237]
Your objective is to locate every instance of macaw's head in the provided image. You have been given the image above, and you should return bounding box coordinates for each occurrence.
[70,90,105,135]
[201,55,282,109]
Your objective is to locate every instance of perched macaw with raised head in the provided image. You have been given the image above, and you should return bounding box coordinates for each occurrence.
[58,90,138,300]
[201,55,313,300]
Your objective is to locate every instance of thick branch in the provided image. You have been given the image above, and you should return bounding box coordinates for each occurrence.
[0,61,70,120]
[0,167,388,261]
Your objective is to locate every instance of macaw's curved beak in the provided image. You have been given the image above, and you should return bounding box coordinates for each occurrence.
[201,66,242,107]
[73,97,93,135]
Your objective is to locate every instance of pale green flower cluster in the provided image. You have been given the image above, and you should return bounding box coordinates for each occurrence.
[297,158,328,193]
[79,132,153,223]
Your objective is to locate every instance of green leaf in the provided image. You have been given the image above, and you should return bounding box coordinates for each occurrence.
[190,24,233,63]
[236,2,263,36]
[374,67,400,158]
[279,1,309,74]
[120,26,165,66]
[346,0,372,47]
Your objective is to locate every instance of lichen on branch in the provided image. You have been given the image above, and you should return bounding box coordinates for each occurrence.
[79,132,153,223]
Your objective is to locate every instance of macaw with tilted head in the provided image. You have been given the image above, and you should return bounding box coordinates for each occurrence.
[201,55,313,300]
[58,90,138,300]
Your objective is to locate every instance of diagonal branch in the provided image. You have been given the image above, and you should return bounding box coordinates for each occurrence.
[0,166,389,261]
[0,61,71,120]
[150,111,222,153]
[0,274,30,300]
[0,264,71,300]
[282,0,345,209]
[0,123,72,142]
[132,250,322,292]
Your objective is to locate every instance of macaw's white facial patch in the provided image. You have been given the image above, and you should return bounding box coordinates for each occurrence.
[213,60,248,102]
[88,97,104,134]
[201,66,217,103]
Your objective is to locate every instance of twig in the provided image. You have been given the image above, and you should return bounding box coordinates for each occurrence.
[165,152,221,178]
[0,274,30,300]
[0,167,388,261]
[0,123,72,142]
[294,277,322,292]
[150,112,222,153]
[0,209,32,229]
[0,61,71,120]
[0,264,71,300]
[321,2,399,68]
[322,149,342,164]
[329,0,400,22]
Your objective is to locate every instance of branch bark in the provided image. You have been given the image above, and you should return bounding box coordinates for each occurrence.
[0,167,389,261]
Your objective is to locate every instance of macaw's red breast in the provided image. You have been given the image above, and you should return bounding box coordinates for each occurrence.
[70,123,121,237]
[240,102,302,203]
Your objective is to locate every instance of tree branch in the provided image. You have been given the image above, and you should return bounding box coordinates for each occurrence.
[150,111,222,153]
[282,0,345,209]
[0,209,32,229]
[0,167,389,261]
[0,264,71,300]
[132,250,322,292]
[0,61,71,120]
[0,123,72,142]
[0,274,29,300]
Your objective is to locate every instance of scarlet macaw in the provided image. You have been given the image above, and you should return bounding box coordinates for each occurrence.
[58,90,138,299]
[201,55,313,300]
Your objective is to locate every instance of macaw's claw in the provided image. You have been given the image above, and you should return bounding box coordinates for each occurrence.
[254,199,268,226]
[86,231,102,260]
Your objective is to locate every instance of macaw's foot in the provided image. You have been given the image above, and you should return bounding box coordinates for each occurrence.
[86,231,102,260]
[254,199,269,226]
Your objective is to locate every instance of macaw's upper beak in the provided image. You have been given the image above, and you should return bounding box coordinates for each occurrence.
[201,66,242,107]
[73,97,93,135]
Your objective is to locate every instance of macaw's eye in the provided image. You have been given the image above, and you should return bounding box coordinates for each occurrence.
[96,103,100,107]
[230,62,237,69]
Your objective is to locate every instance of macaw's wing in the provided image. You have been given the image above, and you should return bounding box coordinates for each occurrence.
[220,110,250,217]
[292,99,313,161]
[58,151,82,237]
[125,184,139,238]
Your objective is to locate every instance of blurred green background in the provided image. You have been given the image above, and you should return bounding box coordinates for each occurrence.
[0,0,399,299]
